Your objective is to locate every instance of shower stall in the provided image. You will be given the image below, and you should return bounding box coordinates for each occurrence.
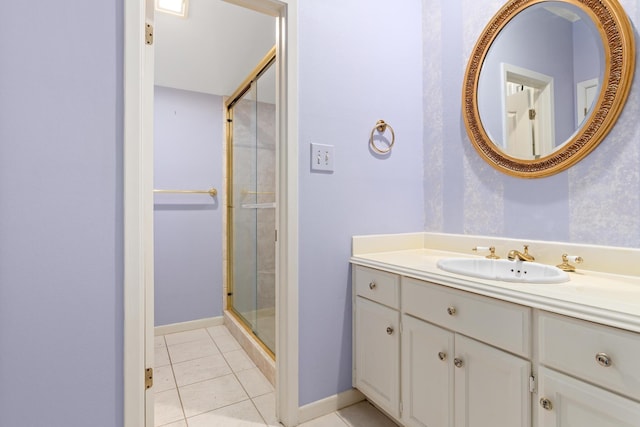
[225,47,276,356]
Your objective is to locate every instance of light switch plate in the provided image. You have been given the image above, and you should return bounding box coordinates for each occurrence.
[310,143,334,172]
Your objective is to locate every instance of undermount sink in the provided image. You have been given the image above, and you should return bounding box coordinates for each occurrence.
[436,258,569,284]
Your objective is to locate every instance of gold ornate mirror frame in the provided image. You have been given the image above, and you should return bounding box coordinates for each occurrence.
[463,0,635,178]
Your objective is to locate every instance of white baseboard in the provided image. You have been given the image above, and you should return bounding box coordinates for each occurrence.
[298,388,365,424]
[154,316,224,336]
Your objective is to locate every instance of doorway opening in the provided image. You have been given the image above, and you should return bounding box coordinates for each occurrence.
[123,0,300,425]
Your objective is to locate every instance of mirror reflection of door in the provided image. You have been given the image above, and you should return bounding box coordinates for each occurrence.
[506,85,535,159]
[502,64,554,158]
[576,78,599,126]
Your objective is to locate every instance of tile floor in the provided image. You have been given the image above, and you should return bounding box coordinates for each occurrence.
[154,325,397,427]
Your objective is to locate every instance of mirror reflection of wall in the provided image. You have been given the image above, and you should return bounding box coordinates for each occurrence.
[477,1,603,158]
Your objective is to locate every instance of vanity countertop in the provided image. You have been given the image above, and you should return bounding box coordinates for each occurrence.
[351,233,640,333]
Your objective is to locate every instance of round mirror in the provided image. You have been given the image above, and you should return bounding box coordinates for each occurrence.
[463,0,635,178]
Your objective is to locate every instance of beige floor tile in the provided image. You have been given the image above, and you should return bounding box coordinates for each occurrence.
[157,420,187,427]
[172,353,232,387]
[207,325,232,338]
[155,345,171,367]
[213,332,242,353]
[223,349,256,372]
[165,328,211,346]
[154,365,177,393]
[155,335,167,348]
[187,399,267,427]
[252,392,279,426]
[154,388,184,427]
[167,338,220,364]
[179,374,249,418]
[236,367,274,398]
[299,413,348,427]
[337,401,398,427]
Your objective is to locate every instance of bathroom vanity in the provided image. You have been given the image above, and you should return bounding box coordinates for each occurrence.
[351,233,640,427]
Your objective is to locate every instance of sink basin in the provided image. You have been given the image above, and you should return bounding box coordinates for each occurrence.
[436,258,569,283]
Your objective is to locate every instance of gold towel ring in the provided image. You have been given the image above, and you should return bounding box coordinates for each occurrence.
[369,119,395,154]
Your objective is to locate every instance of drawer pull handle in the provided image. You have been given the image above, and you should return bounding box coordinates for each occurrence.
[595,352,612,367]
[438,352,447,361]
[386,326,394,335]
[454,358,463,368]
[447,306,457,316]
[369,282,377,290]
[540,398,553,411]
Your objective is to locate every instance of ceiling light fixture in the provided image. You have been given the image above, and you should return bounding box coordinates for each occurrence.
[155,0,188,18]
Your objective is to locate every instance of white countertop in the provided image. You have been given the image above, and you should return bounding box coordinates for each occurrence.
[351,233,640,333]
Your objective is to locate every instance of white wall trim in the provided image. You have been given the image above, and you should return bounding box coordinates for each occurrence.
[123,0,147,425]
[124,0,155,426]
[273,1,299,425]
[154,316,224,336]
[298,389,366,424]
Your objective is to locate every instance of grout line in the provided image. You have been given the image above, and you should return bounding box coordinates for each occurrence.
[166,337,188,427]
[248,397,271,427]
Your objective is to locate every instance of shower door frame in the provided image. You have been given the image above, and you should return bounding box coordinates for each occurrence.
[123,0,300,426]
[225,47,277,357]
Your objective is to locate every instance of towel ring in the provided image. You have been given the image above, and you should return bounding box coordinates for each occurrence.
[369,120,395,154]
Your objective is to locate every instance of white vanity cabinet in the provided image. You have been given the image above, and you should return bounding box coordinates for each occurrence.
[353,266,532,426]
[536,312,640,426]
[351,232,640,427]
[401,278,531,427]
[353,266,401,419]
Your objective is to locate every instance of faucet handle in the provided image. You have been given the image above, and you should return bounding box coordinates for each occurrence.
[472,246,500,259]
[556,253,583,272]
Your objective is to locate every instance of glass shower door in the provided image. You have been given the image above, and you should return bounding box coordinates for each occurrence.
[228,57,276,354]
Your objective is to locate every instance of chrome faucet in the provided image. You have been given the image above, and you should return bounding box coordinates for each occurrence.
[507,245,535,262]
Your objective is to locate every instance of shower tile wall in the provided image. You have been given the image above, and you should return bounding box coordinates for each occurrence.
[256,100,276,318]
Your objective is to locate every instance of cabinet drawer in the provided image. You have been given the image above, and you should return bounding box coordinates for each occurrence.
[402,277,531,357]
[539,311,640,401]
[354,266,399,309]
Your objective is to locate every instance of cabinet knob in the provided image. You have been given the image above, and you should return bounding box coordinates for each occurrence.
[454,358,463,368]
[386,326,394,335]
[595,352,612,367]
[369,282,377,290]
[540,397,553,411]
[438,352,447,361]
[447,306,457,316]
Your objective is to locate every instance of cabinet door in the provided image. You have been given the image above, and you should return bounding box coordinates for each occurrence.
[454,334,531,427]
[401,315,454,427]
[538,366,640,427]
[354,296,400,418]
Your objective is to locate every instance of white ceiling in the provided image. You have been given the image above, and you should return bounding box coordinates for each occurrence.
[154,0,276,97]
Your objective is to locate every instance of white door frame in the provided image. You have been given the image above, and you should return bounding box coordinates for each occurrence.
[576,77,599,126]
[123,0,299,425]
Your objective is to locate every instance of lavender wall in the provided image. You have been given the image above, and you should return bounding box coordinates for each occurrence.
[297,0,424,406]
[1,1,637,423]
[424,0,640,247]
[573,13,603,85]
[154,86,224,326]
[0,1,123,426]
